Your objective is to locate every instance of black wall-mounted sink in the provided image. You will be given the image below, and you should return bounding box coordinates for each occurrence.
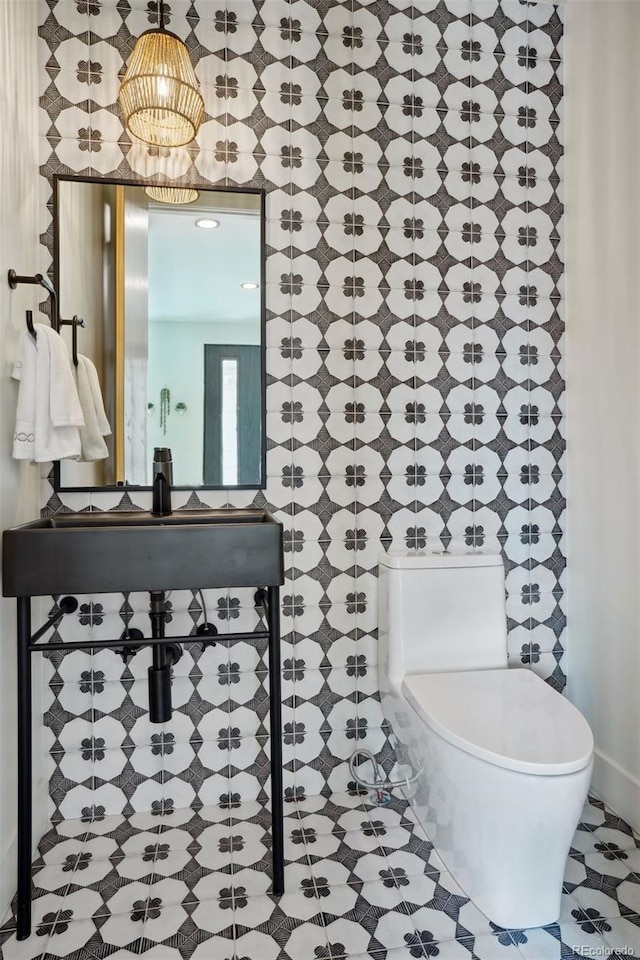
[3,510,284,597]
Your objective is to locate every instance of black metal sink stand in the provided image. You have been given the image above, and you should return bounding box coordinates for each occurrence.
[15,586,283,940]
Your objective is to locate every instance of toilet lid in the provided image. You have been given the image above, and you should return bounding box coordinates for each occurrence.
[402,668,594,776]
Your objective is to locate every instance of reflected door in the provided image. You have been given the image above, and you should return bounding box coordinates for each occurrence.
[203,344,261,486]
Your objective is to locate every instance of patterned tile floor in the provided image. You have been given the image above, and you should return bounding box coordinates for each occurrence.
[1,792,639,960]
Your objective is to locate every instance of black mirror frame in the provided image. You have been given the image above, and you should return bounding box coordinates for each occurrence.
[51,174,267,494]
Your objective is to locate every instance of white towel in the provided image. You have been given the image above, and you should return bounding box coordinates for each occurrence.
[75,354,111,461]
[12,330,37,459]
[12,324,83,462]
[81,354,110,437]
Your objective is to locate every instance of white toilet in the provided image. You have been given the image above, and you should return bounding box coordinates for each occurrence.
[378,551,593,929]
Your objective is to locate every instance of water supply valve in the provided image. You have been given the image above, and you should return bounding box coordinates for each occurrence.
[196,621,218,651]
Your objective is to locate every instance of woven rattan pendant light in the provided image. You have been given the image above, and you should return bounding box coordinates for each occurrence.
[119,0,204,148]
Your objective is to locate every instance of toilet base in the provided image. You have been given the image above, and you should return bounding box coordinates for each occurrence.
[383,689,593,929]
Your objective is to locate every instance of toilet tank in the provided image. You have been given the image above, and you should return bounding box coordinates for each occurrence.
[378,552,507,688]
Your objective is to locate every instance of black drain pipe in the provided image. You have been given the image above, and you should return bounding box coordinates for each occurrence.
[148,590,180,723]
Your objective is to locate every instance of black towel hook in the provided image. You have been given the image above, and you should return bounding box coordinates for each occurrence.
[58,315,85,366]
[8,270,59,331]
[25,310,36,341]
[72,315,80,367]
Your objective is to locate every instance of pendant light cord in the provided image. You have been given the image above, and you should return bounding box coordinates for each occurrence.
[158,0,165,31]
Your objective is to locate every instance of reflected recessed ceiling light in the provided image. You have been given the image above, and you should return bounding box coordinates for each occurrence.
[241,282,259,290]
[195,218,220,229]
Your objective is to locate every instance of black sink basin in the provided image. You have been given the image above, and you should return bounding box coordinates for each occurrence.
[48,509,264,528]
[3,510,284,597]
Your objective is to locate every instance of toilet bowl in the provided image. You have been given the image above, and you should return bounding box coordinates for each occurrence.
[378,551,593,930]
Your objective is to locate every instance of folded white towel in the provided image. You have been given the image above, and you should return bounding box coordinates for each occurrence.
[81,354,111,438]
[12,330,37,459]
[12,324,83,462]
[75,354,111,461]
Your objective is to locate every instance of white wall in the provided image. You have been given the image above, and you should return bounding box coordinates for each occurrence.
[0,0,47,918]
[566,0,640,830]
[58,180,104,370]
[58,179,105,486]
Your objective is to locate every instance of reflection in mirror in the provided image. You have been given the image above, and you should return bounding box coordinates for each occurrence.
[55,178,264,490]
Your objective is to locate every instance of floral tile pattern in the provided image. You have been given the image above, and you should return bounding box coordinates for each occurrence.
[36,0,565,817]
[2,794,640,960]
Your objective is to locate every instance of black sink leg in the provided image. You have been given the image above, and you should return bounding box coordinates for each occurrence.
[267,586,284,895]
[16,596,32,940]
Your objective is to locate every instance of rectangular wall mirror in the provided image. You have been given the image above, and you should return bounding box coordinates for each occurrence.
[53,176,266,491]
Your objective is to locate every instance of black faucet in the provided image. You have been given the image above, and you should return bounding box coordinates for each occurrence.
[152,447,173,516]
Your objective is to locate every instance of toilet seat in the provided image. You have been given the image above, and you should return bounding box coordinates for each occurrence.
[402,668,594,776]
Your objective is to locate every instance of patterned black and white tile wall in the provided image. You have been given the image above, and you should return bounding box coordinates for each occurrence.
[36,0,565,820]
